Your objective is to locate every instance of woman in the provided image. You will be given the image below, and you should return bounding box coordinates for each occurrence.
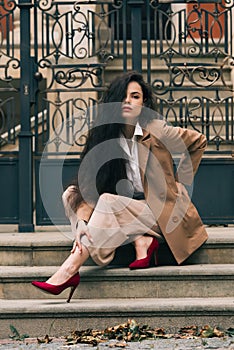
[32,71,208,302]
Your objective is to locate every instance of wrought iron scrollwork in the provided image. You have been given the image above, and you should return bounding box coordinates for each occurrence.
[187,97,206,134]
[31,0,234,152]
[147,1,234,149]
[150,0,159,9]
[4,58,20,81]
[38,58,104,90]
[219,0,234,8]
[1,0,16,12]
[55,66,104,89]
[37,0,53,11]
[37,1,122,63]
[171,64,226,89]
[43,96,98,152]
[0,0,19,148]
[33,1,125,152]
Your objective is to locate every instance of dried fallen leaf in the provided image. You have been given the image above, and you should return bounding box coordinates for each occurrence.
[154,327,166,337]
[109,341,127,348]
[178,325,199,338]
[65,320,232,346]
[37,335,52,344]
[213,327,225,338]
[227,327,234,337]
[200,325,216,338]
[66,328,107,346]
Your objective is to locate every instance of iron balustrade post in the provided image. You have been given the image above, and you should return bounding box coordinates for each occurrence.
[128,0,144,73]
[18,0,34,232]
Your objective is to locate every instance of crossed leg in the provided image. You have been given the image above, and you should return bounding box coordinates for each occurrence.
[47,190,163,285]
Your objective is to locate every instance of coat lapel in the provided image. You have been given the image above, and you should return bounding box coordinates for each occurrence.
[137,128,151,187]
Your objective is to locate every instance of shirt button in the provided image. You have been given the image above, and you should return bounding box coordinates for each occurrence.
[159,192,165,199]
[172,216,179,223]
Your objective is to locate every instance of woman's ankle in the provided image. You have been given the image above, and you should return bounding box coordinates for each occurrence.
[46,245,89,285]
[46,267,77,285]
[134,235,153,260]
[135,235,152,249]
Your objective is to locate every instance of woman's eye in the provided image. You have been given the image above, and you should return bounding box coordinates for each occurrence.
[133,95,140,99]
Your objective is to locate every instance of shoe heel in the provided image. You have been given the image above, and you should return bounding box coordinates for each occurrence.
[67,285,76,303]
[154,250,158,266]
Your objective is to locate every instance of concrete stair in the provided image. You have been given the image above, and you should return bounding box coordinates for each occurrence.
[0,226,233,338]
[0,264,234,300]
[0,227,233,266]
[1,298,233,339]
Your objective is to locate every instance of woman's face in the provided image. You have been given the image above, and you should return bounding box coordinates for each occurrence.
[121,81,144,121]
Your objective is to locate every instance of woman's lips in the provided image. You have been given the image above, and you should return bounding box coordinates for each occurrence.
[122,106,133,112]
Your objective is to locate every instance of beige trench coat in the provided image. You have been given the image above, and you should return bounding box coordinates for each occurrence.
[77,119,208,264]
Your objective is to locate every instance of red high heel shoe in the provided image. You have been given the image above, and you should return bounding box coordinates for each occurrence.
[31,273,80,303]
[129,237,159,270]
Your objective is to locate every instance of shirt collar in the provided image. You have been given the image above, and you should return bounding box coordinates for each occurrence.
[119,122,143,140]
[134,122,143,137]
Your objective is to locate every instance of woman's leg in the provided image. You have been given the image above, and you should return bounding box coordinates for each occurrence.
[44,186,90,285]
[81,193,164,266]
[46,245,89,285]
[46,191,162,287]
[132,222,162,260]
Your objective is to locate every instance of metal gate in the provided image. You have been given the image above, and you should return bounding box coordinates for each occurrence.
[0,0,234,231]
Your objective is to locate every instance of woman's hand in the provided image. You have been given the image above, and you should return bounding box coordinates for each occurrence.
[71,220,93,254]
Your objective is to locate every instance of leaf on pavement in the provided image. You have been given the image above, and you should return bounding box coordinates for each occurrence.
[65,320,231,346]
[66,329,106,346]
[213,327,225,338]
[200,325,225,338]
[178,325,199,338]
[9,325,29,341]
[37,335,52,344]
[109,341,127,348]
[227,327,234,337]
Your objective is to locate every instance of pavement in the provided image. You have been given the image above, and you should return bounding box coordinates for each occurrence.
[0,337,234,349]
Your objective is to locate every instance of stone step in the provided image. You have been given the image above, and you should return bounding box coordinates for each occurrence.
[0,264,233,300]
[0,227,233,266]
[0,297,233,338]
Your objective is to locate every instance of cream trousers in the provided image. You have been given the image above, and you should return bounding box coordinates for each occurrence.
[63,190,163,266]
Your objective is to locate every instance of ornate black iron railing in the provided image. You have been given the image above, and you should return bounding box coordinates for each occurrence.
[146,1,234,150]
[1,0,233,153]
[0,0,19,148]
[30,0,234,154]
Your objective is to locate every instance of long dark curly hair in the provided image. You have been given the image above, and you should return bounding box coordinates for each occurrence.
[67,71,159,212]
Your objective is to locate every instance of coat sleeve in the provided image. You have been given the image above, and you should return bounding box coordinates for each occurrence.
[159,122,207,185]
[62,186,94,237]
[76,201,94,222]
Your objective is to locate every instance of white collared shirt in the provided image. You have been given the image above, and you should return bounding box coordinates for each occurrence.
[119,122,144,193]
